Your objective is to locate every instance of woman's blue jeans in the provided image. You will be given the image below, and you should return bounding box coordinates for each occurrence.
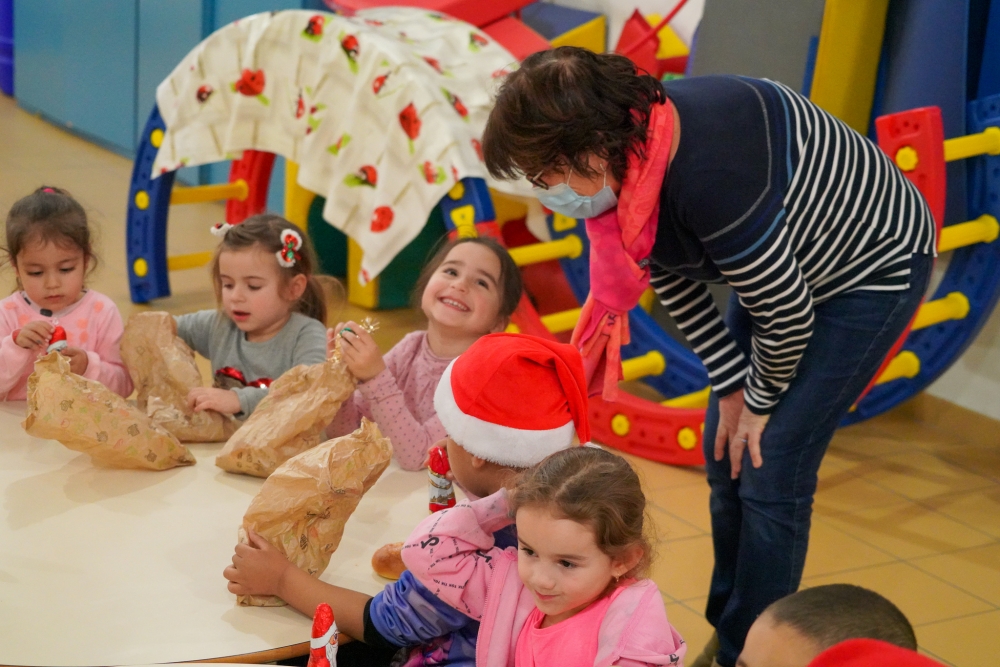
[703,253,933,667]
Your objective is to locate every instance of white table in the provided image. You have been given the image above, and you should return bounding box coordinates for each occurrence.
[0,402,435,666]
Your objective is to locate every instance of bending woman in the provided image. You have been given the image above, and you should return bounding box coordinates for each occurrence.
[482,47,934,667]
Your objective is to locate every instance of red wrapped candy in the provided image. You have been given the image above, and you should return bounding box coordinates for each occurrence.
[307,603,338,667]
[428,446,455,513]
[47,325,68,353]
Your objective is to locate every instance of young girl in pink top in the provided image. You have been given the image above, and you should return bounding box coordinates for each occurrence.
[325,237,522,470]
[403,446,687,667]
[0,187,132,400]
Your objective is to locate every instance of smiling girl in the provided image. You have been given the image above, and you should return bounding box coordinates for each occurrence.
[173,214,328,419]
[403,446,687,666]
[325,237,522,470]
[1,187,132,399]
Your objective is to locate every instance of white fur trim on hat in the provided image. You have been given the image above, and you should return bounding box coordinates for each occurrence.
[434,361,577,468]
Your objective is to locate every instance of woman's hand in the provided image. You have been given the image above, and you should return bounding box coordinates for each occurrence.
[714,389,769,479]
[61,347,89,375]
[223,530,291,597]
[187,387,242,415]
[336,321,386,381]
[15,320,54,350]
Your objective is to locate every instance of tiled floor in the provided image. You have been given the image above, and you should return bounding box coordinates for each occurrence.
[3,95,999,666]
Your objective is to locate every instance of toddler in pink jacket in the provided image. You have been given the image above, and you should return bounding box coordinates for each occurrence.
[1,187,131,400]
[403,447,686,667]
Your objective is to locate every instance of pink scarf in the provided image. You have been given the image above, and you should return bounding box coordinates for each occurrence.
[570,100,674,399]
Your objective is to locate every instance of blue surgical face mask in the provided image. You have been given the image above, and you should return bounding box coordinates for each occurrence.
[534,168,618,219]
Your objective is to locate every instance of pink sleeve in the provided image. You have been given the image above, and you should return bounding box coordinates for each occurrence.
[82,303,133,398]
[324,391,364,440]
[358,368,446,471]
[401,489,514,620]
[0,326,37,397]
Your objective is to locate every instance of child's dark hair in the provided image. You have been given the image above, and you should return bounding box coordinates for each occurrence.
[3,186,97,278]
[765,584,917,651]
[508,447,652,582]
[210,214,328,324]
[413,236,522,325]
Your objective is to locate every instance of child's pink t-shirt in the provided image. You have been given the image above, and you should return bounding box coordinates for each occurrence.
[0,290,133,400]
[326,331,451,470]
[515,587,626,667]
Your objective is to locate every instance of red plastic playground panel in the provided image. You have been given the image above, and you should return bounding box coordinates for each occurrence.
[327,0,533,28]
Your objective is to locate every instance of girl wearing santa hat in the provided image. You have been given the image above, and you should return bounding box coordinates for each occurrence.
[225,333,599,667]
[324,237,523,471]
[1,186,132,399]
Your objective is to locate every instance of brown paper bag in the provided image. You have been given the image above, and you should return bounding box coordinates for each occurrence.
[238,418,393,606]
[121,311,238,443]
[23,352,195,470]
[216,353,357,477]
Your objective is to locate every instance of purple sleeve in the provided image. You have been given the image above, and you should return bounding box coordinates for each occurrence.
[368,571,474,647]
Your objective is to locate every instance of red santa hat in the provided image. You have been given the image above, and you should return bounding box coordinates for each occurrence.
[434,333,590,467]
[809,639,947,667]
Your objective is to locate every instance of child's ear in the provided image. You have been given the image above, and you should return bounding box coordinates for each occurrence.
[612,543,645,579]
[491,315,511,334]
[286,274,308,301]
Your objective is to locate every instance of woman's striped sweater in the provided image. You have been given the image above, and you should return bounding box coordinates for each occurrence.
[649,76,936,414]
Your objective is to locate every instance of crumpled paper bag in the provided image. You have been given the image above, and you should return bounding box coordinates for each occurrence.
[238,418,393,606]
[22,352,195,470]
[216,352,357,477]
[121,311,238,443]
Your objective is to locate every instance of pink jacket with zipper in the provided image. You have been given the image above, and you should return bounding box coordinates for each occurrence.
[401,490,687,667]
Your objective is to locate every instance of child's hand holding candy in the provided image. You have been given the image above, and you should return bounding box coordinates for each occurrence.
[14,320,54,350]
[335,320,386,381]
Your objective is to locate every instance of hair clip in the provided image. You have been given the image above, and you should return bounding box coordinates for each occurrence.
[41,187,56,194]
[210,222,233,237]
[276,229,303,267]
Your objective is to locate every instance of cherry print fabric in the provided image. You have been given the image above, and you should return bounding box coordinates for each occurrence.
[151,8,529,284]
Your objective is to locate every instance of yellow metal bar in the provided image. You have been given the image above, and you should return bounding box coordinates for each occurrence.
[937,214,1000,252]
[167,251,213,272]
[639,287,655,313]
[284,161,316,230]
[170,180,249,205]
[874,351,920,385]
[912,292,970,331]
[621,350,666,382]
[509,235,583,266]
[541,308,583,334]
[944,126,1000,162]
[662,386,711,409]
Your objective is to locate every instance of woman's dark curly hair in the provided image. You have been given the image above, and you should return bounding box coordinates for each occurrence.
[483,47,666,184]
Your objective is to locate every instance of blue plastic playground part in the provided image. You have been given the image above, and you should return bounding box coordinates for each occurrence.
[845,93,1000,424]
[438,176,496,229]
[127,105,175,304]
[545,212,710,399]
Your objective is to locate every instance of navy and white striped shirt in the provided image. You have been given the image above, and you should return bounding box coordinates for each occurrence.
[650,76,935,414]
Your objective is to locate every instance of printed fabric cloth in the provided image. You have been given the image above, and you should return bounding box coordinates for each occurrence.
[152,8,526,283]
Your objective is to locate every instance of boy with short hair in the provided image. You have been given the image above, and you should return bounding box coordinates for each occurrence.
[737,584,917,667]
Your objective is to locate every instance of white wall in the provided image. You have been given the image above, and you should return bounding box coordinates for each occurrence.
[549,0,705,49]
